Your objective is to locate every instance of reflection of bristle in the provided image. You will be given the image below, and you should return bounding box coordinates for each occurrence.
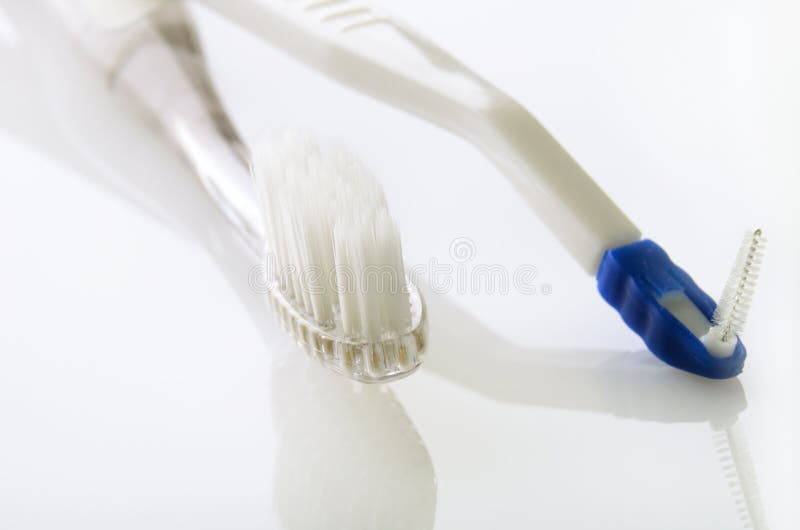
[712,229,765,342]
[712,423,769,529]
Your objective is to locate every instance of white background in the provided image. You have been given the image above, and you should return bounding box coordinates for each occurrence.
[1,0,798,529]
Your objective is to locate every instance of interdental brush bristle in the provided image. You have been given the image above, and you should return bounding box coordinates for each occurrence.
[702,229,766,358]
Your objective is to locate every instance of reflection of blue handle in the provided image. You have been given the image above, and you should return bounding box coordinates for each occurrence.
[597,240,745,379]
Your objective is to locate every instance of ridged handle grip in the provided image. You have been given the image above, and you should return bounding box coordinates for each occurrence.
[597,240,746,379]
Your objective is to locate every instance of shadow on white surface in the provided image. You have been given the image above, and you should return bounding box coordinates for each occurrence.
[420,285,767,529]
[422,286,747,423]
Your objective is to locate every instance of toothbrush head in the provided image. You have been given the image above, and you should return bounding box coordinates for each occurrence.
[596,232,764,379]
[251,133,426,383]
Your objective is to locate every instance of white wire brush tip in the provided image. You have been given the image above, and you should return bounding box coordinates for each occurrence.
[702,228,765,358]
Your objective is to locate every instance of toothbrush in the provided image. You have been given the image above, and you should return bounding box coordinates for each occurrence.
[54,0,427,382]
[77,0,761,378]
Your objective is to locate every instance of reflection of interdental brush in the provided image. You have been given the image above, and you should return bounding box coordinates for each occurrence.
[702,230,766,358]
[711,422,769,530]
[75,0,758,378]
[54,1,426,382]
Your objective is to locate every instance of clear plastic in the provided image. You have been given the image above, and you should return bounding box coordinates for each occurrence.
[265,277,427,382]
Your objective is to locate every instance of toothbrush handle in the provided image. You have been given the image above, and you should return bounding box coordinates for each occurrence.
[59,1,263,251]
[148,6,264,250]
[201,0,640,273]
[202,0,641,275]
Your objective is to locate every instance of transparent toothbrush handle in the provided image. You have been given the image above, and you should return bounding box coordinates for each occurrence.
[108,5,264,252]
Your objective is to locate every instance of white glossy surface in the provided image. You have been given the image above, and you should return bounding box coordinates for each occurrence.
[1,1,798,529]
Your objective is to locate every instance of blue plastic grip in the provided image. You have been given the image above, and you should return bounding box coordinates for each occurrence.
[597,240,745,379]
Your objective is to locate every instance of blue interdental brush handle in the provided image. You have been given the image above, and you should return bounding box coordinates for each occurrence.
[597,240,747,379]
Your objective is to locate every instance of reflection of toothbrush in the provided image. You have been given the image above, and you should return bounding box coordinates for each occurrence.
[272,352,436,530]
[79,0,761,378]
[55,1,426,382]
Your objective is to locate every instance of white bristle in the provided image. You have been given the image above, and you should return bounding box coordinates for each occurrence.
[702,229,765,357]
[251,133,410,342]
